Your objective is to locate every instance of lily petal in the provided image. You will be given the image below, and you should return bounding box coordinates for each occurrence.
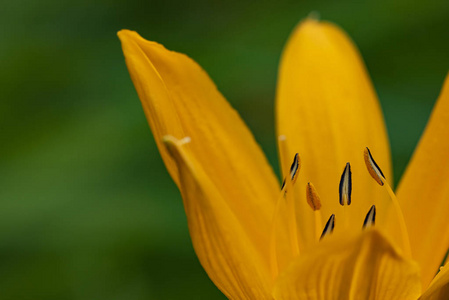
[397,72,449,288]
[420,264,449,300]
[272,230,421,300]
[164,136,272,299]
[275,19,392,244]
[118,30,283,265]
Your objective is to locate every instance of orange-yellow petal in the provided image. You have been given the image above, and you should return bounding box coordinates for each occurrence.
[420,264,449,300]
[396,72,449,288]
[272,230,421,300]
[275,19,392,245]
[118,30,284,266]
[164,136,272,299]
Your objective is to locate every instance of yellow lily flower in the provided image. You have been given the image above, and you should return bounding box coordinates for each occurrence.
[118,17,449,299]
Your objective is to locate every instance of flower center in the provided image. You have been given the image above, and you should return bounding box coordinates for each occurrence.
[269,142,412,279]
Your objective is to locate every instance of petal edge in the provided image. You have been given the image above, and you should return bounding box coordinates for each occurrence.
[164,136,273,299]
[397,72,449,288]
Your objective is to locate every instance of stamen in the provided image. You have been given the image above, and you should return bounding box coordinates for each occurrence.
[320,214,335,240]
[362,148,412,258]
[270,139,304,278]
[364,147,385,186]
[284,153,301,256]
[281,153,300,190]
[306,182,323,241]
[339,163,352,206]
[363,205,376,229]
[278,136,301,257]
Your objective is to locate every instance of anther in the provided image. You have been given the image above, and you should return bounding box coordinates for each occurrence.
[363,205,376,229]
[364,147,385,186]
[306,182,321,211]
[281,153,300,190]
[339,163,352,205]
[320,214,335,240]
[307,182,323,241]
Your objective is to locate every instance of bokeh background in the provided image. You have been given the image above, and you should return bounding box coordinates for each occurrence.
[2,0,449,299]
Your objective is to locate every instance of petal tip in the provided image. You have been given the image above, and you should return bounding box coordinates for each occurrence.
[117,29,144,45]
[117,29,132,40]
[161,135,188,166]
[162,134,177,144]
[162,135,177,155]
[306,11,321,22]
[291,15,344,42]
[162,135,191,156]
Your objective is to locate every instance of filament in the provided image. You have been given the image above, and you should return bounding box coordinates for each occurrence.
[269,188,285,279]
[314,211,322,241]
[278,136,300,256]
[363,147,411,258]
[384,182,412,258]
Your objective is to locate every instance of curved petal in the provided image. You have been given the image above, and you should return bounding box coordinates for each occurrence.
[275,18,392,245]
[164,136,272,299]
[118,30,284,265]
[272,230,421,300]
[420,264,449,300]
[397,72,449,288]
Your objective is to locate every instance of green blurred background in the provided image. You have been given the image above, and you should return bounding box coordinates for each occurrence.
[1,0,448,299]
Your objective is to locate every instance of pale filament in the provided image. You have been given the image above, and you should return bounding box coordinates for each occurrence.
[364,147,412,258]
[384,182,412,258]
[269,186,286,279]
[278,136,301,256]
[270,136,302,279]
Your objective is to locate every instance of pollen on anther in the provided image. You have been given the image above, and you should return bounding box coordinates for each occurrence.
[363,205,376,229]
[306,182,321,211]
[320,214,335,240]
[339,163,352,206]
[281,153,301,190]
[364,147,385,186]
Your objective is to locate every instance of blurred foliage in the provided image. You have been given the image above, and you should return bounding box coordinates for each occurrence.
[1,0,448,299]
